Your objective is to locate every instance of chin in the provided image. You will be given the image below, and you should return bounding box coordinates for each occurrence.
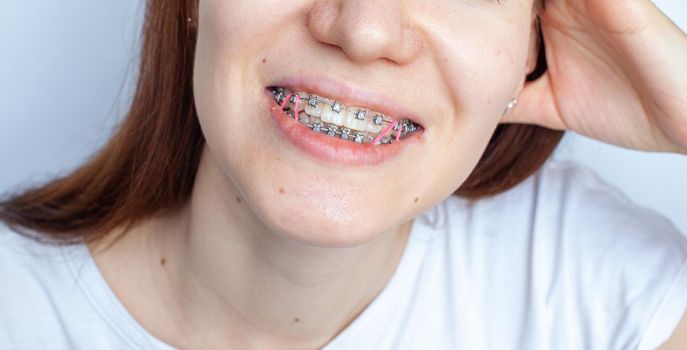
[250,190,394,249]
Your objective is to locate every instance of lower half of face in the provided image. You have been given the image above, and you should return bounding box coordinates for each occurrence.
[192,0,534,248]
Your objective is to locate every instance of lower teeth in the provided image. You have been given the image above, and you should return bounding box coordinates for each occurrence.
[283,109,404,144]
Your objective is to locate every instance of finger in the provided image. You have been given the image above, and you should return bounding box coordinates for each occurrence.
[500,71,566,131]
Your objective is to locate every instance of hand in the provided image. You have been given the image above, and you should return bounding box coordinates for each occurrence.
[503,0,687,154]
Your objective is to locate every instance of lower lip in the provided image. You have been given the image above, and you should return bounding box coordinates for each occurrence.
[264,89,423,167]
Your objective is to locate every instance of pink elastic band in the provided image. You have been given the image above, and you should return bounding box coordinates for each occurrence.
[280,94,301,121]
[372,119,398,144]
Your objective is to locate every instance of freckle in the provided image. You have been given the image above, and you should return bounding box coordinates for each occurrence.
[235,196,241,203]
[279,187,286,194]
[262,57,267,63]
[293,317,300,323]
[414,197,419,204]
[488,99,492,105]
[160,257,166,266]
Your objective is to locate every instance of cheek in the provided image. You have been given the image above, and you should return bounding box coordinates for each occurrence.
[194,1,279,170]
[422,13,531,126]
[199,0,275,51]
[448,41,526,121]
[430,31,531,170]
[411,26,532,197]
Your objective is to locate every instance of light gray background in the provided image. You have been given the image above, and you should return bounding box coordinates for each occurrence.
[1,1,685,234]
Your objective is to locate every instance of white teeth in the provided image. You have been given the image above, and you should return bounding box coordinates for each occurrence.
[366,116,384,134]
[298,113,309,123]
[320,102,344,125]
[314,101,384,134]
[304,95,324,117]
[285,91,388,134]
[343,107,368,131]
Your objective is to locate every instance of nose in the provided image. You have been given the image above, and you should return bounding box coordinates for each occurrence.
[308,0,422,65]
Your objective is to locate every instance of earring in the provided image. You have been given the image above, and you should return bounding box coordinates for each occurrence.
[503,98,518,116]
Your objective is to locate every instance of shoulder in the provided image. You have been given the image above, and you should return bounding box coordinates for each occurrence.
[532,160,687,292]
[0,224,89,346]
[447,158,686,246]
[438,159,687,259]
[0,225,164,349]
[441,159,687,347]
[0,223,79,309]
[531,160,687,348]
[0,224,67,277]
[534,159,687,265]
[0,224,71,276]
[536,158,673,222]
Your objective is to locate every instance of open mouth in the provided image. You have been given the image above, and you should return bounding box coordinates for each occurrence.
[267,86,423,145]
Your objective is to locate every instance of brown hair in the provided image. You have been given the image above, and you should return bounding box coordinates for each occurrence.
[0,0,562,247]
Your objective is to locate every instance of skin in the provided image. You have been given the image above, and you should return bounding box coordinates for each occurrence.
[505,0,687,154]
[88,0,687,348]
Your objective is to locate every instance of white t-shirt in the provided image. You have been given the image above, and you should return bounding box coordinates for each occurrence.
[1,160,686,350]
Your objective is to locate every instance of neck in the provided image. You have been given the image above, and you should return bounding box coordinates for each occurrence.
[91,149,413,349]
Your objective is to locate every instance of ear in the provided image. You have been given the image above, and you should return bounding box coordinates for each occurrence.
[501,14,564,130]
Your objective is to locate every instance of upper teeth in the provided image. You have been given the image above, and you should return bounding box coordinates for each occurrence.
[274,87,403,135]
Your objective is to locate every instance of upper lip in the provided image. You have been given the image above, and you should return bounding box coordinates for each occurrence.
[268,74,426,127]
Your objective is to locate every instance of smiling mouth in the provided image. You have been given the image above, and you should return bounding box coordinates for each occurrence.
[267,86,423,145]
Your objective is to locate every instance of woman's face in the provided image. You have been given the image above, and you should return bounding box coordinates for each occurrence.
[193,0,539,247]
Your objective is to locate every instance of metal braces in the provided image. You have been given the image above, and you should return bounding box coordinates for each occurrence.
[274,89,396,125]
[283,110,388,142]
